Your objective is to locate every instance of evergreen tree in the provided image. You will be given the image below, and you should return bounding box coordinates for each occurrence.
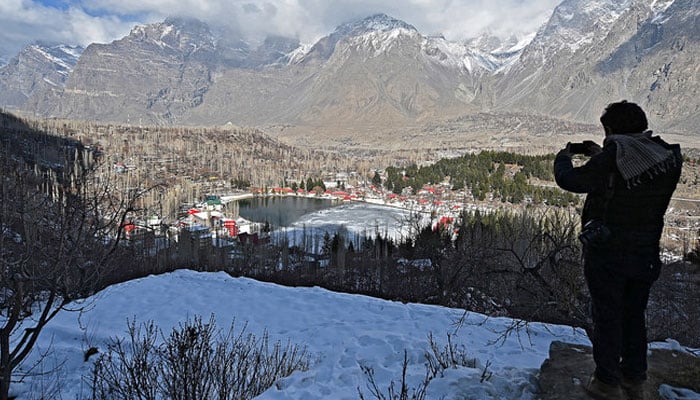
[372,171,382,187]
[306,178,313,192]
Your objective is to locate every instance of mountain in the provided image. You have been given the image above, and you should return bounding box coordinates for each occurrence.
[17,13,505,129]
[33,17,219,124]
[249,14,496,126]
[488,0,700,134]
[294,13,420,64]
[0,42,83,109]
[1,1,698,148]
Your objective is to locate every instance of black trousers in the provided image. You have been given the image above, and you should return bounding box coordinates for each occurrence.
[583,244,660,385]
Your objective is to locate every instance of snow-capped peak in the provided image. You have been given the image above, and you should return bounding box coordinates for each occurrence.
[291,14,417,63]
[334,13,418,38]
[290,13,530,73]
[128,17,216,52]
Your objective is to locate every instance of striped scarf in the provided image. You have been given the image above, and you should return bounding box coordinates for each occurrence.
[604,131,676,187]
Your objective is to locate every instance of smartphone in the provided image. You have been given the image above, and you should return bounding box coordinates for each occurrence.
[569,142,588,154]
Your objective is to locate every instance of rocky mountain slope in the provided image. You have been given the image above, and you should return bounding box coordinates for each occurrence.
[487,0,699,134]
[0,43,83,109]
[0,0,697,150]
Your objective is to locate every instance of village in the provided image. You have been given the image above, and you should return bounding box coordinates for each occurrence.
[119,174,520,260]
[119,165,700,270]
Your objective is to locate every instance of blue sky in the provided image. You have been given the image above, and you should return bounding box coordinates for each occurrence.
[36,0,70,8]
[0,0,561,62]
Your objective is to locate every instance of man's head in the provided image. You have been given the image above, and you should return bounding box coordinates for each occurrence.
[600,100,648,135]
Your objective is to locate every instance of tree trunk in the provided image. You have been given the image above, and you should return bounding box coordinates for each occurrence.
[1,330,11,400]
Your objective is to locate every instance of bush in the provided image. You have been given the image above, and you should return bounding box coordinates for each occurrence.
[358,333,483,400]
[89,315,310,400]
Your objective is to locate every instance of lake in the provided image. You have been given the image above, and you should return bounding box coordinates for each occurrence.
[238,196,338,227]
[239,196,424,247]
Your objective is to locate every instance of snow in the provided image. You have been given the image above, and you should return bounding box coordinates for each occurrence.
[342,25,509,73]
[422,38,480,72]
[660,385,700,399]
[30,45,72,70]
[277,202,425,249]
[651,0,676,23]
[42,77,58,86]
[651,0,676,14]
[11,270,587,400]
[160,24,174,39]
[532,0,637,56]
[502,33,537,55]
[58,44,83,59]
[9,270,699,399]
[288,12,522,72]
[287,43,313,64]
[349,28,419,57]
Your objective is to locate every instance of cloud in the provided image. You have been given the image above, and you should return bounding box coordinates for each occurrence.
[90,0,560,42]
[0,0,135,59]
[0,0,561,61]
[242,3,262,14]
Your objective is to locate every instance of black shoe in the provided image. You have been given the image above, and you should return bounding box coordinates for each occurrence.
[583,375,625,400]
[621,377,645,400]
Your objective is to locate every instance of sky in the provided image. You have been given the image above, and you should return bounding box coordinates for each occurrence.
[0,0,563,61]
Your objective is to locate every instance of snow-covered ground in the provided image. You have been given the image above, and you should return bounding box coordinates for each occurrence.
[11,270,591,400]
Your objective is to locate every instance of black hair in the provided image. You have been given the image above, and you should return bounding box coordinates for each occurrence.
[599,100,648,135]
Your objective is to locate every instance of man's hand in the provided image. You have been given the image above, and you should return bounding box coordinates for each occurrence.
[560,140,602,157]
[557,143,574,158]
[581,140,602,156]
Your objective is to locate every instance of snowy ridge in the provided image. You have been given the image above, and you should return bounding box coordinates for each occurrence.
[127,18,216,53]
[335,13,418,37]
[30,45,72,71]
[650,0,676,23]
[30,44,82,67]
[421,37,503,73]
[343,14,532,72]
[531,0,635,55]
[344,28,420,57]
[293,13,524,73]
[286,43,313,64]
[650,0,675,13]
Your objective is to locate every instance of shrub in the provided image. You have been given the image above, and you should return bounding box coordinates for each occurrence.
[88,315,310,400]
[358,333,482,400]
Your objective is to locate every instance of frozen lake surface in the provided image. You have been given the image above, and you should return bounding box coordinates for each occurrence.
[271,201,430,249]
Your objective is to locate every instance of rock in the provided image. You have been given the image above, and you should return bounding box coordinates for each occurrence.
[538,341,700,400]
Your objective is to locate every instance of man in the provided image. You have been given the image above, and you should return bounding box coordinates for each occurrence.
[553,101,682,400]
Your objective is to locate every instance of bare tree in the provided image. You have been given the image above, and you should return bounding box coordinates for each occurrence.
[0,118,141,400]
